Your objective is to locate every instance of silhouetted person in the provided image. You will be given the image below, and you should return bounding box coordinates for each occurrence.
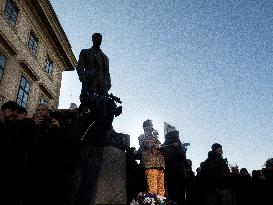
[185,159,195,205]
[260,158,273,204]
[0,101,35,205]
[161,130,187,205]
[27,104,63,205]
[126,147,145,203]
[234,168,252,205]
[17,106,28,120]
[251,168,266,205]
[200,143,231,205]
[0,101,21,205]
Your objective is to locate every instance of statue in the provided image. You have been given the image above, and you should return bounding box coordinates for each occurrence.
[76,33,111,99]
[137,119,165,197]
[75,32,121,131]
[70,33,122,205]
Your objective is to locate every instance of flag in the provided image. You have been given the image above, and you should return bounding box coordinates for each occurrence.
[164,122,176,136]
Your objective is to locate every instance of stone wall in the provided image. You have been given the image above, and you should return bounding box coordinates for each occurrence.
[0,0,76,114]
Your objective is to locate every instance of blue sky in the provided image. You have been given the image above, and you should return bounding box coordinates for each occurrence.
[51,0,273,172]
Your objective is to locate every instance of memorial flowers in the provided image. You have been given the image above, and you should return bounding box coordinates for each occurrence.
[130,192,167,205]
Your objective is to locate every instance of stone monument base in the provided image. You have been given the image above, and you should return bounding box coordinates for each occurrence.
[94,146,127,204]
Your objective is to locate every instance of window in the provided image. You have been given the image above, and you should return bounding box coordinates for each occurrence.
[28,32,38,55]
[0,52,6,80]
[44,56,54,76]
[39,97,48,105]
[16,76,30,108]
[4,0,18,27]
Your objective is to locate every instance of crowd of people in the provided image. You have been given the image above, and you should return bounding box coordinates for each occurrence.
[1,100,273,205]
[0,101,77,205]
[127,131,273,205]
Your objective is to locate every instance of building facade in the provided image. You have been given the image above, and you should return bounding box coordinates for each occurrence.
[0,0,76,114]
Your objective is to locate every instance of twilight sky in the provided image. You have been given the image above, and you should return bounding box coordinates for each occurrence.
[50,0,273,172]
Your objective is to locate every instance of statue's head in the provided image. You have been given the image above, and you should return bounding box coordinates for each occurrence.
[92,33,102,47]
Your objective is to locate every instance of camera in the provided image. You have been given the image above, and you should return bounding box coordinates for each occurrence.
[42,114,51,126]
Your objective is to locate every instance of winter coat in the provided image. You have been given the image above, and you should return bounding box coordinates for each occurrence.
[138,134,165,169]
[200,151,230,189]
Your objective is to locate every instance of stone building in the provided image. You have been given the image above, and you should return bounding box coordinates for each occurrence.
[0,0,76,114]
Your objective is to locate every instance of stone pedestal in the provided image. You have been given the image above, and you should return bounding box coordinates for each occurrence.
[94,146,127,204]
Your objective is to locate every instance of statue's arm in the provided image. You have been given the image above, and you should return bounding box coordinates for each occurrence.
[76,50,85,82]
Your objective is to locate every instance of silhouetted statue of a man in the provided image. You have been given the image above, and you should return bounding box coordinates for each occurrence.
[76,33,111,99]
[72,33,124,205]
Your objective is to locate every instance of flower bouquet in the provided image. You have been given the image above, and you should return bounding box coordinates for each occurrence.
[130,192,167,205]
